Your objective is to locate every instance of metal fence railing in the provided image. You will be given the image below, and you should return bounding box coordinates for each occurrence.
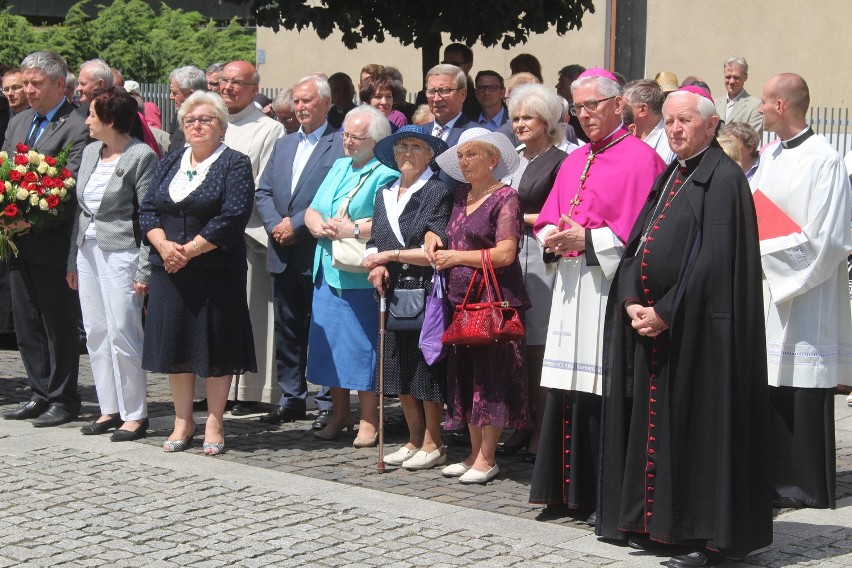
[761,106,852,158]
[140,83,279,134]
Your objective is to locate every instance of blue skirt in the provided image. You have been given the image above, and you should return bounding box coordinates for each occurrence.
[307,275,378,391]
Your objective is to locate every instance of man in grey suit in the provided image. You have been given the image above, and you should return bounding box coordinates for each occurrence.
[255,75,342,426]
[715,56,763,137]
[1,51,88,427]
[421,64,476,188]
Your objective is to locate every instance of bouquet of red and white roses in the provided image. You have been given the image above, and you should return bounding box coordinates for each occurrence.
[0,142,76,259]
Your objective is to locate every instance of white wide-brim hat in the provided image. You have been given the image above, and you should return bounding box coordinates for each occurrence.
[435,128,520,182]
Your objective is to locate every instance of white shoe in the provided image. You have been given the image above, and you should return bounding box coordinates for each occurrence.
[847,392,852,407]
[383,446,420,466]
[402,446,447,470]
[441,461,472,477]
[459,464,499,484]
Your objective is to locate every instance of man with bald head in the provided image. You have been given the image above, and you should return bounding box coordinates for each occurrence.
[598,86,772,566]
[218,60,285,414]
[752,73,852,511]
[715,56,763,136]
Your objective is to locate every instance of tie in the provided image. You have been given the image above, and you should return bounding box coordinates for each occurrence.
[25,115,47,148]
[433,123,445,139]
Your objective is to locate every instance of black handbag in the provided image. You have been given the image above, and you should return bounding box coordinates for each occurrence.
[386,277,426,331]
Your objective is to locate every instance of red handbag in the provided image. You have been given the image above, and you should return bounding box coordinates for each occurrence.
[441,249,525,346]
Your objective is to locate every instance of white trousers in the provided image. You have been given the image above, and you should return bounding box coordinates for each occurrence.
[77,241,147,420]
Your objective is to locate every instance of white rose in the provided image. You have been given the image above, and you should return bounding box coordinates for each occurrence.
[15,188,28,200]
[0,151,8,160]
[29,194,39,206]
[47,166,57,176]
[4,182,10,192]
[63,178,76,189]
[27,151,41,165]
[50,188,60,196]
[38,198,48,211]
[36,161,49,174]
[15,165,27,174]
[59,188,67,198]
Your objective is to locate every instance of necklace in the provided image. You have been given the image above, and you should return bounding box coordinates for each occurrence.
[505,146,548,188]
[185,169,197,181]
[566,132,630,217]
[467,181,504,203]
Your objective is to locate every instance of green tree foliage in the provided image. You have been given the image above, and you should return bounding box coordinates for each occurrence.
[1,1,255,82]
[227,0,594,75]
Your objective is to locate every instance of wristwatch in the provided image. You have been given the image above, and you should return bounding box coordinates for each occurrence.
[352,223,360,237]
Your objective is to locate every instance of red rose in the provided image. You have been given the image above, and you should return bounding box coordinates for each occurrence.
[14,154,28,166]
[8,170,21,182]
[37,186,45,196]
[15,143,28,153]
[46,195,60,209]
[23,171,37,183]
[61,168,72,179]
[0,185,6,194]
[44,156,56,166]
[21,181,34,191]
[4,204,17,218]
[41,177,53,188]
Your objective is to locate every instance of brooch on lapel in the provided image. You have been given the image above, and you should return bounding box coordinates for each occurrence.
[116,168,125,177]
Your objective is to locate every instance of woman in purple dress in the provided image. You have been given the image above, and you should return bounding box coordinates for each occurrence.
[428,128,530,484]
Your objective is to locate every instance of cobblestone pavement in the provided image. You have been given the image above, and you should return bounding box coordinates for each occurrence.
[1,349,851,566]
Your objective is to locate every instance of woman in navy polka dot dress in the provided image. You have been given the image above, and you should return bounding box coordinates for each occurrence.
[139,91,256,456]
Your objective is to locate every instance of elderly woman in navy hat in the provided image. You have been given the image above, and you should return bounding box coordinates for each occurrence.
[364,125,453,470]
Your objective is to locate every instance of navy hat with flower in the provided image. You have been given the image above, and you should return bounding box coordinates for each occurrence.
[373,124,448,171]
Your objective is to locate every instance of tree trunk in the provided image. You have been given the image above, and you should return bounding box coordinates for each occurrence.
[420,32,441,86]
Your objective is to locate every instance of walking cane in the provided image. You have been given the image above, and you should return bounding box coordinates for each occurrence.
[377,294,387,473]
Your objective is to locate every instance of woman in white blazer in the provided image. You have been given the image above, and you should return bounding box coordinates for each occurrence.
[66,87,158,441]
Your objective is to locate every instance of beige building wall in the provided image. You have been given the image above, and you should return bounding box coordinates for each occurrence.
[256,8,608,98]
[257,1,847,108]
[644,0,849,108]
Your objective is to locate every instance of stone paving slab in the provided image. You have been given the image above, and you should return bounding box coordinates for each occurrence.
[1,349,852,566]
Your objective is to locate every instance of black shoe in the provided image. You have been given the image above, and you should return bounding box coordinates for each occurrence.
[311,409,333,430]
[628,534,668,551]
[669,550,726,567]
[496,430,532,456]
[192,398,209,411]
[32,404,77,427]
[772,496,805,509]
[231,401,260,416]
[111,418,149,442]
[585,511,597,527]
[3,400,48,420]
[259,406,306,424]
[521,451,537,464]
[81,415,124,435]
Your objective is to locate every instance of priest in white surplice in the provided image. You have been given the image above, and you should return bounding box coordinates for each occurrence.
[751,73,852,510]
[220,61,285,413]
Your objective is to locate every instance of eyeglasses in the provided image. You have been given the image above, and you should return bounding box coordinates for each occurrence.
[394,143,429,155]
[207,81,220,88]
[425,87,459,99]
[2,85,23,94]
[342,132,370,142]
[219,78,257,89]
[475,84,502,93]
[182,116,217,128]
[569,96,616,116]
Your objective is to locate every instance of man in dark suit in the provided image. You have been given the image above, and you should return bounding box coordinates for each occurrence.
[422,64,476,188]
[1,51,88,427]
[255,76,343,427]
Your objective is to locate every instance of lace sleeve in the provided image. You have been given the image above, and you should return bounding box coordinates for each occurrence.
[495,189,523,243]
